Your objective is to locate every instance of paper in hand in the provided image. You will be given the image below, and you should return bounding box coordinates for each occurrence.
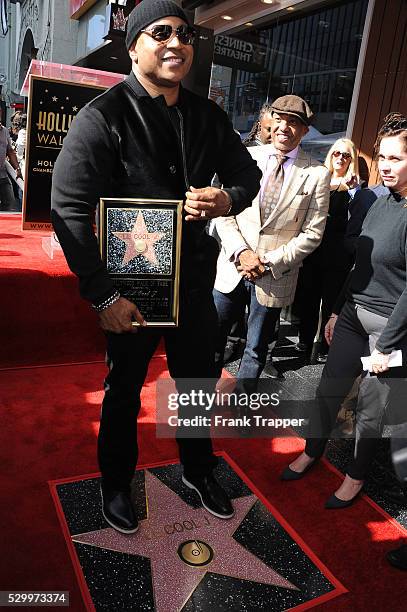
[361,350,403,372]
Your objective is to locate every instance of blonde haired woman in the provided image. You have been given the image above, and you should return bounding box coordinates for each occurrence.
[325,138,359,189]
[295,137,360,362]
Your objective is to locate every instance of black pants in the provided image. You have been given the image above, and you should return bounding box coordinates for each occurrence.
[0,177,16,210]
[227,312,247,344]
[98,292,218,490]
[305,301,407,480]
[296,257,351,352]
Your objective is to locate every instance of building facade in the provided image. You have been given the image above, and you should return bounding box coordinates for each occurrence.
[3,0,406,181]
[206,0,368,155]
[195,0,407,177]
[0,0,80,121]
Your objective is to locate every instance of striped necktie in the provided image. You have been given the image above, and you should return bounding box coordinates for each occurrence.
[260,154,287,224]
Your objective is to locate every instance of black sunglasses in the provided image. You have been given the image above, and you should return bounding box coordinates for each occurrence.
[140,24,196,46]
[332,150,352,160]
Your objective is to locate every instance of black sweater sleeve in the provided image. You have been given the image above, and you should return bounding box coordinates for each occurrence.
[210,102,261,216]
[332,268,353,315]
[343,188,377,256]
[51,106,117,304]
[376,230,407,353]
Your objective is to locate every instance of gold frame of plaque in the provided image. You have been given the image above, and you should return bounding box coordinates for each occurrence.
[98,198,183,327]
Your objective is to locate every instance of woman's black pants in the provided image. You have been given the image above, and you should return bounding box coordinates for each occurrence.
[296,255,351,353]
[305,301,407,480]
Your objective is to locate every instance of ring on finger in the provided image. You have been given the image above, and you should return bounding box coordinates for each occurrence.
[200,210,207,218]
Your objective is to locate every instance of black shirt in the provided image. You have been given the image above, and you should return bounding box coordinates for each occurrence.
[349,192,407,352]
[305,188,353,269]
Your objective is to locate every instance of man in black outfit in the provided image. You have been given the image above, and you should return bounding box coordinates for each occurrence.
[51,0,261,533]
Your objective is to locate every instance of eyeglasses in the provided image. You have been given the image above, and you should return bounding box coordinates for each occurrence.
[140,24,196,46]
[332,150,352,160]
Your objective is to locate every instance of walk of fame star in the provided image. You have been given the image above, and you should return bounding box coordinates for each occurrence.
[73,471,298,611]
[113,211,165,267]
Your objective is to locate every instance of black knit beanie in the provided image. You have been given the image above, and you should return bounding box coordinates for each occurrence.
[125,0,190,50]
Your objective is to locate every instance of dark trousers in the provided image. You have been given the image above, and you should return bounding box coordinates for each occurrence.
[305,301,407,479]
[227,313,280,355]
[0,177,16,210]
[98,293,218,490]
[296,257,351,352]
[214,280,281,388]
[227,315,247,344]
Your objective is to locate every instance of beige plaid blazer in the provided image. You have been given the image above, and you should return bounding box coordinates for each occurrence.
[214,145,330,307]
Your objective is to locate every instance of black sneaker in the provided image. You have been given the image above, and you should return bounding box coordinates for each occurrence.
[100,485,139,534]
[182,474,234,519]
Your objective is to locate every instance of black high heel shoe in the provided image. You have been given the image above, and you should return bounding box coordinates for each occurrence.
[325,489,362,509]
[280,458,318,481]
[386,544,407,570]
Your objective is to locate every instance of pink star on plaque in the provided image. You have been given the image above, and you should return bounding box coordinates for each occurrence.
[113,211,164,266]
[73,472,298,611]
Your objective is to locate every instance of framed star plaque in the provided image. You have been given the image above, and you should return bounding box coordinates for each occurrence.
[98,198,183,326]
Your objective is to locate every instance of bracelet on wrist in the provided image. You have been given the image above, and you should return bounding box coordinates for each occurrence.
[222,190,233,216]
[92,290,120,312]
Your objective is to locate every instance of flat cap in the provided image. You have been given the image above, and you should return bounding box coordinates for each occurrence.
[270,95,313,125]
[125,0,190,50]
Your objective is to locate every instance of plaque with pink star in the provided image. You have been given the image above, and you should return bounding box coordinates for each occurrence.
[98,198,183,326]
[50,454,346,611]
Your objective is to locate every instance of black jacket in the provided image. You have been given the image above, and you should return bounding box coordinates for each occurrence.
[51,72,261,304]
[304,188,354,270]
[344,184,390,256]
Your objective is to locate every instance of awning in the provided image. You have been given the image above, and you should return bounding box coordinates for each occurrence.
[74,38,131,75]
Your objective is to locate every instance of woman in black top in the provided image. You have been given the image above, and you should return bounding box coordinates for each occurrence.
[282,114,407,508]
[295,138,360,362]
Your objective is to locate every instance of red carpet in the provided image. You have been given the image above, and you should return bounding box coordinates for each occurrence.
[1,357,406,611]
[0,215,104,368]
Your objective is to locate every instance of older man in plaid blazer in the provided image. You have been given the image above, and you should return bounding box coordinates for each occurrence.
[214,95,330,389]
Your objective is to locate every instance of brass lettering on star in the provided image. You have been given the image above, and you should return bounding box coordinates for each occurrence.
[163,516,210,536]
